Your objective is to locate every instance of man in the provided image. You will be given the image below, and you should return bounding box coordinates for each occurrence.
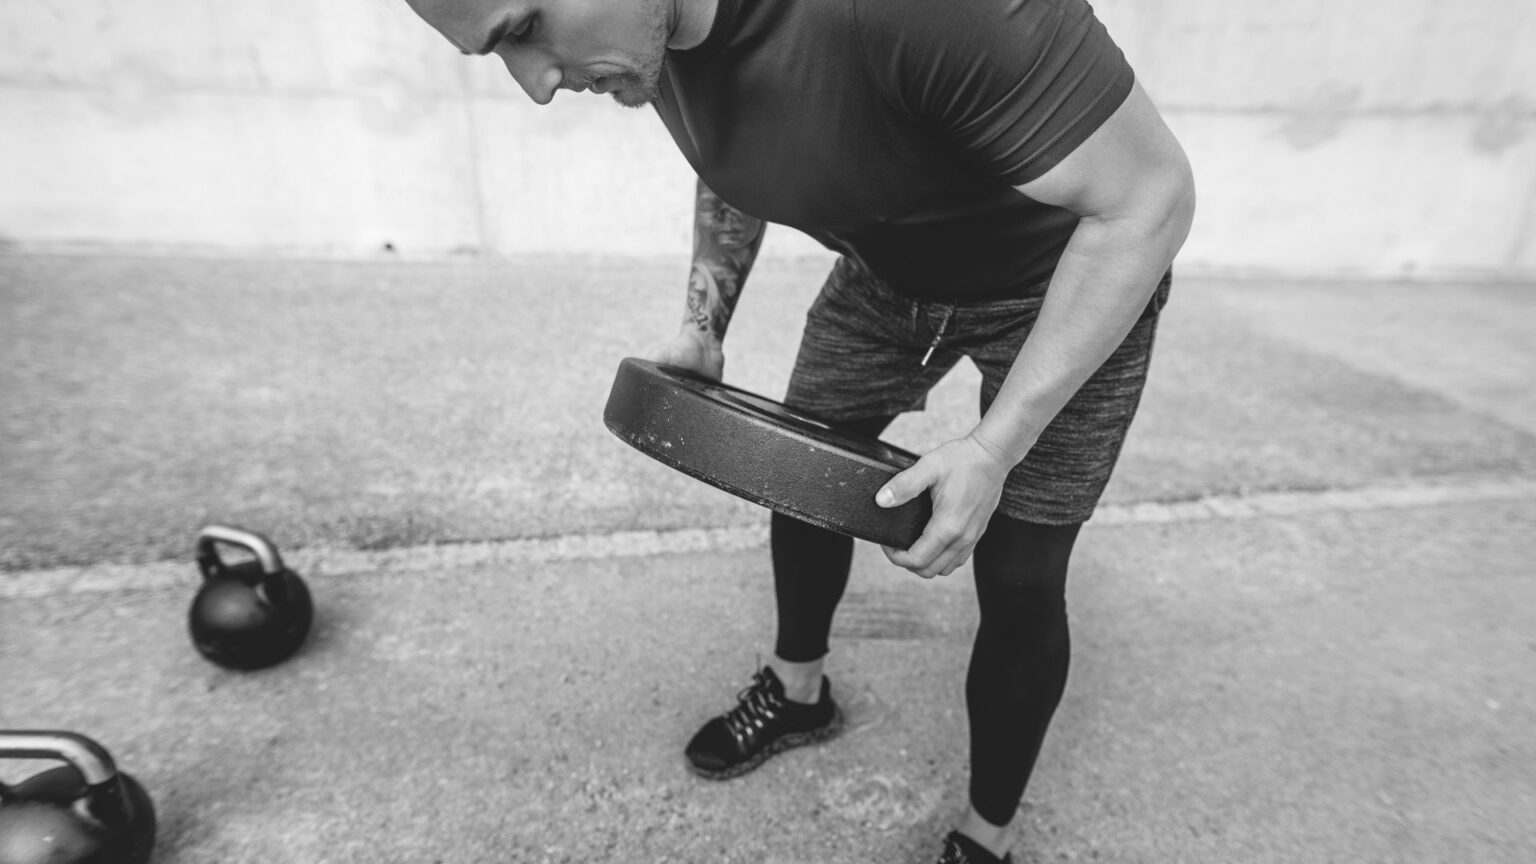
[405,0,1195,860]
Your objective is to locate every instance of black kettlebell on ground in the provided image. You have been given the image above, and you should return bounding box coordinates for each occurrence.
[0,730,157,864]
[188,524,313,670]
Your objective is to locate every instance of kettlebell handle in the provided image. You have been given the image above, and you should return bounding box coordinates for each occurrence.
[0,730,119,786]
[196,524,286,578]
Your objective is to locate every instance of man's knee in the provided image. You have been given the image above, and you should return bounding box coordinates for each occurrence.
[972,513,1081,595]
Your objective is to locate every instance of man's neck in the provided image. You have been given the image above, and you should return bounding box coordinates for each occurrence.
[668,0,721,51]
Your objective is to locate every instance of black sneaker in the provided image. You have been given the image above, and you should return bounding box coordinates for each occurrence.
[937,831,1013,864]
[684,665,843,780]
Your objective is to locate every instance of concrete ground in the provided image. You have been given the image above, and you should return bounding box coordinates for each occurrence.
[2,251,1534,863]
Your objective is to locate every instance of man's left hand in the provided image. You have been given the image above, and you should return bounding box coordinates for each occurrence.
[875,435,1015,578]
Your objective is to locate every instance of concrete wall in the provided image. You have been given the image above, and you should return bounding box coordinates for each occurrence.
[1,0,1533,279]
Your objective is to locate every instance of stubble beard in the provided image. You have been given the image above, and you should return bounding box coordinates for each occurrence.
[609,0,671,108]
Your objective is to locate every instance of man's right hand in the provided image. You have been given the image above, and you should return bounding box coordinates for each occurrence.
[643,329,725,381]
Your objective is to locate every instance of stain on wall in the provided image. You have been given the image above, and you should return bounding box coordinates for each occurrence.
[1471,95,1531,155]
[1279,82,1363,150]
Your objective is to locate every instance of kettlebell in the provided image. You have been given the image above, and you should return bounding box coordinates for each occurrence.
[0,730,157,864]
[188,524,313,670]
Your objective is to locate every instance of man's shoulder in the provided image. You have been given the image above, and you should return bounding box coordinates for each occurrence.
[850,0,1064,41]
[845,0,1079,115]
[847,0,940,45]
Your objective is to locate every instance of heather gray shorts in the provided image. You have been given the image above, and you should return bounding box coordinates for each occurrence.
[784,256,1171,525]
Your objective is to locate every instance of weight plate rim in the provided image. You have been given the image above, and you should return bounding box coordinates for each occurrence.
[641,362,923,470]
[604,357,930,548]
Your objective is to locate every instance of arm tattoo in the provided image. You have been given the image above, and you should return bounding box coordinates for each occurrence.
[687,179,766,342]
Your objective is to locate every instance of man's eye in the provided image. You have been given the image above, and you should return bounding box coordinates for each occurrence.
[509,17,536,42]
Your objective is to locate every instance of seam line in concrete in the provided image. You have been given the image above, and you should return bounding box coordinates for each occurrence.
[3,476,1534,600]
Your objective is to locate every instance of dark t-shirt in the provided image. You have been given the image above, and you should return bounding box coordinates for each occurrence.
[654,0,1134,301]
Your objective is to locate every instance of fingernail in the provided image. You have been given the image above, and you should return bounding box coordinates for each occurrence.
[876,489,894,507]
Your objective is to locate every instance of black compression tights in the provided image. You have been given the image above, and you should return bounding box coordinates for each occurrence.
[770,417,1082,826]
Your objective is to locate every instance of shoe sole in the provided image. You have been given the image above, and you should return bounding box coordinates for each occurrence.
[685,704,845,781]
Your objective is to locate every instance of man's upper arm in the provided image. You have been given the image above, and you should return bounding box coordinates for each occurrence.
[1014,81,1195,223]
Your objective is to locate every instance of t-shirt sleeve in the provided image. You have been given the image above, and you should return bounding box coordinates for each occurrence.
[853,0,1134,185]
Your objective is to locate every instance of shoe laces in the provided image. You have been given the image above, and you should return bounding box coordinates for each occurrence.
[937,836,976,864]
[722,669,785,749]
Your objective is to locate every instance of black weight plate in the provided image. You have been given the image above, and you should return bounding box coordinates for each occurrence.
[603,357,931,548]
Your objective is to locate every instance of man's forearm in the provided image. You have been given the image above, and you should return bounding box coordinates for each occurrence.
[685,179,766,344]
[970,203,1192,465]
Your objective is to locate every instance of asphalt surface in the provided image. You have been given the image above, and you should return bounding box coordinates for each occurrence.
[2,251,1534,863]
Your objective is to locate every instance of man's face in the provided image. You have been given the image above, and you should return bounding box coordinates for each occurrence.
[406,0,672,107]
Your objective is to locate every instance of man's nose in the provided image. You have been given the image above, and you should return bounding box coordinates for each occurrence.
[497,48,563,105]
